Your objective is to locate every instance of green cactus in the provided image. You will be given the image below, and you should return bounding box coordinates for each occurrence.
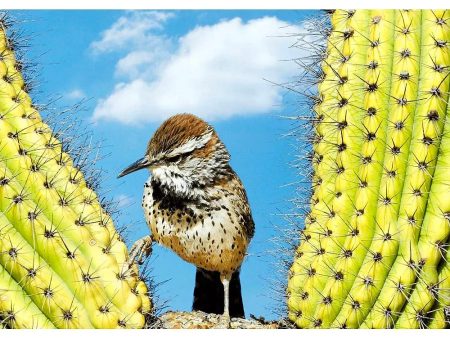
[0,14,151,328]
[288,9,450,328]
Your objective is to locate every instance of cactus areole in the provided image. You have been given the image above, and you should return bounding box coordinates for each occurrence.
[0,15,151,328]
[287,9,450,329]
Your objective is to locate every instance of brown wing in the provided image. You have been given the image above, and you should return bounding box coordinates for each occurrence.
[215,167,255,240]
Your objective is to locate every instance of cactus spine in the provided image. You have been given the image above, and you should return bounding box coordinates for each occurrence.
[288,9,450,328]
[0,15,151,328]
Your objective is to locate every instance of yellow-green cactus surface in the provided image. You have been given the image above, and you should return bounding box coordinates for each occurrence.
[0,17,151,328]
[288,9,450,328]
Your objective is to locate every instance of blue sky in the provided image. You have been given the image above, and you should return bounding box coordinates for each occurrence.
[13,9,317,319]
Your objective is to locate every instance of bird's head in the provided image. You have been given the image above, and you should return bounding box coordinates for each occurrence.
[118,114,231,199]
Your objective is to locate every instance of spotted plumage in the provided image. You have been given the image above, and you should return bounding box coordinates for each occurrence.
[142,169,252,275]
[119,113,255,320]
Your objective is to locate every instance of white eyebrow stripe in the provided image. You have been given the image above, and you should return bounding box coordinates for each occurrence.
[168,130,213,157]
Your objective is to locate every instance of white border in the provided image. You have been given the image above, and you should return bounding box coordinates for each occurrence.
[3,0,450,10]
[1,328,450,336]
[1,1,449,335]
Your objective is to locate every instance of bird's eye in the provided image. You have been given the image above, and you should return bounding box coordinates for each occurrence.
[167,155,182,163]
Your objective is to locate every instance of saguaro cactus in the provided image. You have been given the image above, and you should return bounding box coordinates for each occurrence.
[0,15,151,328]
[287,9,450,328]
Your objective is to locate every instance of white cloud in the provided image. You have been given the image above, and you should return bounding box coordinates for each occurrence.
[90,11,174,54]
[114,47,171,79]
[115,50,156,77]
[115,194,134,208]
[66,89,85,100]
[92,14,304,124]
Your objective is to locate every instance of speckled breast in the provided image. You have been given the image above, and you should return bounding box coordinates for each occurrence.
[141,183,249,275]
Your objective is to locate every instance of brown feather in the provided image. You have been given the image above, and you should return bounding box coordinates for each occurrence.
[147,114,213,156]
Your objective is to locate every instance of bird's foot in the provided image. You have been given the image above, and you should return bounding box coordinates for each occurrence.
[216,313,231,329]
[128,235,153,267]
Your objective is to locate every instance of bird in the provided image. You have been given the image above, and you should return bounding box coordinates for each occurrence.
[118,113,255,322]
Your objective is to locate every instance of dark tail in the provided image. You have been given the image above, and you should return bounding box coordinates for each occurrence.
[192,268,245,318]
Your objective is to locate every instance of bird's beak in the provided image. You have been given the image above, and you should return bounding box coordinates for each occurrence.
[117,155,153,178]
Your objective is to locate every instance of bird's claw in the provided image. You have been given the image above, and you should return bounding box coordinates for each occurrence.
[217,313,231,329]
[128,235,153,267]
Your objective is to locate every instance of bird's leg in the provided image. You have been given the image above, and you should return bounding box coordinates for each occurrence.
[219,272,232,328]
[128,235,154,267]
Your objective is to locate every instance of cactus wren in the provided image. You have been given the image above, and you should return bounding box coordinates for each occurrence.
[118,114,255,320]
